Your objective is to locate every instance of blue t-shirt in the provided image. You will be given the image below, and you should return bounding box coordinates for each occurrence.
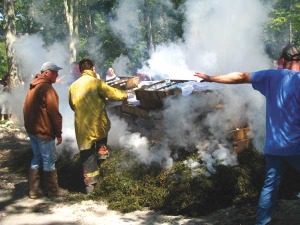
[251,69,300,155]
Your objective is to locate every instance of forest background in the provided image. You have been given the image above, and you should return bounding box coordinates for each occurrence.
[0,0,299,84]
[1,0,300,220]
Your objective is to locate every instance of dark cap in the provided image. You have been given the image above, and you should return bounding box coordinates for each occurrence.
[41,62,63,72]
[280,44,300,61]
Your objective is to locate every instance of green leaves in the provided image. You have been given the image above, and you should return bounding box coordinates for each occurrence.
[0,41,7,78]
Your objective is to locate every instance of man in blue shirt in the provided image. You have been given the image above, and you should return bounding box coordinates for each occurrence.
[194,44,300,225]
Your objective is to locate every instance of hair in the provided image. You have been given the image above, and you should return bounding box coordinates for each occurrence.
[280,44,300,61]
[107,67,114,74]
[79,58,94,73]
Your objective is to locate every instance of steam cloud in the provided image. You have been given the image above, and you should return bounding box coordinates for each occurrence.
[5,0,276,173]
[108,0,271,173]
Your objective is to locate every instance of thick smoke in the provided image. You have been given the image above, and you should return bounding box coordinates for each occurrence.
[109,0,141,49]
[7,0,275,172]
[13,34,69,79]
[183,0,270,73]
[111,55,131,77]
[108,0,272,172]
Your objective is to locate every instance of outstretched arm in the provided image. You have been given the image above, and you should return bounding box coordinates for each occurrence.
[194,72,251,84]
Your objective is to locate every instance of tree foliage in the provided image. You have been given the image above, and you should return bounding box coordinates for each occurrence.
[264,0,300,58]
[1,0,300,76]
[0,41,8,78]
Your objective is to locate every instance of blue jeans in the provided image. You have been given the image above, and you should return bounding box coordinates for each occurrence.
[28,134,57,171]
[256,154,300,225]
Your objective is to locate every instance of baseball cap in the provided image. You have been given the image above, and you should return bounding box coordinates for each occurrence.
[41,62,63,72]
[280,44,300,61]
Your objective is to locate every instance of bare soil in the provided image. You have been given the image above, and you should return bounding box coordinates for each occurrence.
[0,123,299,225]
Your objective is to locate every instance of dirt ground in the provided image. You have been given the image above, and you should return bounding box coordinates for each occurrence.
[0,122,299,225]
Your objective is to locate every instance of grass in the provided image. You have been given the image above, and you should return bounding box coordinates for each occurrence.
[5,131,299,217]
[56,145,268,216]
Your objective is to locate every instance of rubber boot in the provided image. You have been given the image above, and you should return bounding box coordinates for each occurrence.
[44,170,68,197]
[28,169,43,199]
[85,184,94,195]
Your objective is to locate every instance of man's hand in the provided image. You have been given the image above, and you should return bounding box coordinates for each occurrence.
[56,136,62,146]
[194,72,211,82]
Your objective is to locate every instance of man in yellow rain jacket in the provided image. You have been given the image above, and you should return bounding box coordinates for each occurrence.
[68,58,128,194]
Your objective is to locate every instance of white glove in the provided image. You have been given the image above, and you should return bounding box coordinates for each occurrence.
[127,93,135,99]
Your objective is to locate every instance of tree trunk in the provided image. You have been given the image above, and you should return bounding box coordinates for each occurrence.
[64,0,79,64]
[289,1,293,44]
[4,0,21,88]
[144,0,155,57]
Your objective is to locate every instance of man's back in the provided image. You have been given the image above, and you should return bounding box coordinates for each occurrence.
[69,69,127,150]
[24,74,61,139]
[252,69,300,155]
[69,74,105,112]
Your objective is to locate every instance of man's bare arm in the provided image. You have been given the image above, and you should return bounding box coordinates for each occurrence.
[194,72,251,84]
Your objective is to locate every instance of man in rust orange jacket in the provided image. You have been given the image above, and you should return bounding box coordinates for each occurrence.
[23,62,67,199]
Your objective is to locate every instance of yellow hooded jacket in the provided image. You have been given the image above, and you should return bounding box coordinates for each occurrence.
[68,70,127,150]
